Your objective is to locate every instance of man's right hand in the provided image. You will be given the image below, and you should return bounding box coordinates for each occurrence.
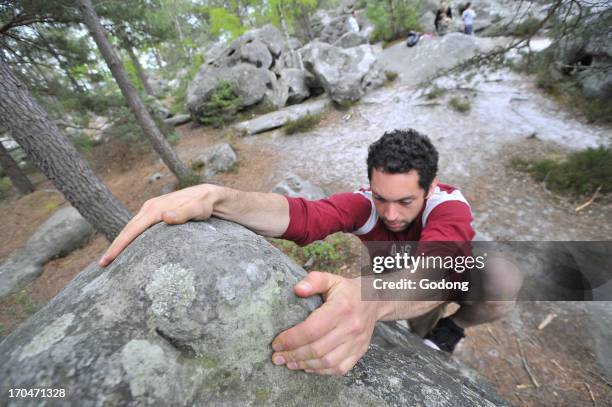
[98,184,218,267]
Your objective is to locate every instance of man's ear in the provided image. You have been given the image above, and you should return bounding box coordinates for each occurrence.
[425,177,439,199]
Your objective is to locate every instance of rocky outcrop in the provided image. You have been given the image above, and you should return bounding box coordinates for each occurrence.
[0,207,94,298]
[187,25,290,121]
[0,219,507,406]
[272,173,327,200]
[193,143,238,178]
[300,42,385,104]
[550,8,612,101]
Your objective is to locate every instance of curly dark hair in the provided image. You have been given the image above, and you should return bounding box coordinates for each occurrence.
[367,129,439,191]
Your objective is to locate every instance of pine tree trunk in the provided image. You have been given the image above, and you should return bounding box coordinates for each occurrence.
[76,0,194,182]
[0,56,131,241]
[0,139,34,195]
[126,45,155,96]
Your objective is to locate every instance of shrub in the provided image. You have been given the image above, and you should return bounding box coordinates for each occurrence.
[448,96,471,113]
[384,70,399,82]
[366,0,421,43]
[270,233,357,273]
[425,85,445,100]
[513,16,543,38]
[196,81,242,128]
[283,113,322,135]
[512,147,612,195]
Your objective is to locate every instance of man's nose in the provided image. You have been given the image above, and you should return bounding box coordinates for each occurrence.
[385,205,398,221]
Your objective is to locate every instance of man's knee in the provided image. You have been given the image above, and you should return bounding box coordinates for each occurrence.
[482,256,524,301]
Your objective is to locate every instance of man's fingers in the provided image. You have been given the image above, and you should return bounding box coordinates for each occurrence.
[291,342,351,371]
[294,271,342,298]
[161,200,207,224]
[304,356,360,376]
[273,324,347,365]
[272,301,339,352]
[99,211,160,267]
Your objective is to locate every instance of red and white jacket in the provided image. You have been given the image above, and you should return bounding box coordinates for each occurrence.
[280,182,474,246]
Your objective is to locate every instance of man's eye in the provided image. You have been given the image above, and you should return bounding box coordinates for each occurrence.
[400,201,413,206]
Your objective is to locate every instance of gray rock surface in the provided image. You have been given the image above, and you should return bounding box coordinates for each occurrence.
[281,68,311,104]
[0,207,94,298]
[380,33,508,86]
[272,173,327,200]
[187,25,290,120]
[233,98,330,136]
[193,143,238,177]
[300,42,385,104]
[551,9,612,101]
[163,114,191,126]
[333,31,369,48]
[0,219,508,406]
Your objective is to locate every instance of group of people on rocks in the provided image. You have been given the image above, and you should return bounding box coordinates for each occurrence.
[435,2,476,36]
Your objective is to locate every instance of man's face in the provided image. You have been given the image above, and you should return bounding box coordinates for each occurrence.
[370,169,437,232]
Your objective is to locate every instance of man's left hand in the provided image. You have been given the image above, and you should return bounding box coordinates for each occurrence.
[271,271,379,375]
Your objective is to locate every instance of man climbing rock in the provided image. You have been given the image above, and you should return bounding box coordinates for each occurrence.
[99,128,522,375]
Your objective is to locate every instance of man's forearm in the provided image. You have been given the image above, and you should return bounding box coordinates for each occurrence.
[209,185,290,237]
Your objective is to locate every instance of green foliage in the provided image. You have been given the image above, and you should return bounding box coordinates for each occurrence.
[177,173,202,189]
[448,96,471,113]
[70,134,93,154]
[209,8,246,40]
[512,147,612,196]
[271,233,357,273]
[425,85,445,100]
[384,70,398,82]
[196,81,242,128]
[15,291,40,316]
[283,113,322,135]
[366,0,421,42]
[513,16,543,38]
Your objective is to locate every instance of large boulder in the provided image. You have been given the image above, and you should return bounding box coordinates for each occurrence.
[272,173,327,200]
[187,25,290,121]
[193,143,238,178]
[550,9,612,101]
[281,68,311,104]
[300,42,385,104]
[333,31,369,48]
[0,219,508,406]
[0,207,94,298]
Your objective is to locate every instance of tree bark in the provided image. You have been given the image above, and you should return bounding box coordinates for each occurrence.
[0,56,131,241]
[126,44,155,96]
[76,0,194,181]
[0,139,34,195]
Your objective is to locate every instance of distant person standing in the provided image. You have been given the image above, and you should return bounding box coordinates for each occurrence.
[434,3,453,36]
[461,3,476,35]
[347,10,360,33]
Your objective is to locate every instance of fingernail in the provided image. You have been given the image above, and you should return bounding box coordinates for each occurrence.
[305,369,314,373]
[98,255,107,266]
[272,342,283,352]
[166,211,177,221]
[287,362,298,370]
[296,281,312,291]
[273,355,286,365]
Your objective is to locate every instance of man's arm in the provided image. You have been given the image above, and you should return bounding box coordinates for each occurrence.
[98,184,289,267]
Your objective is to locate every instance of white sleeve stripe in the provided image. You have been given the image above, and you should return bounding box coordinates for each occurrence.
[422,187,471,227]
[353,190,378,235]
